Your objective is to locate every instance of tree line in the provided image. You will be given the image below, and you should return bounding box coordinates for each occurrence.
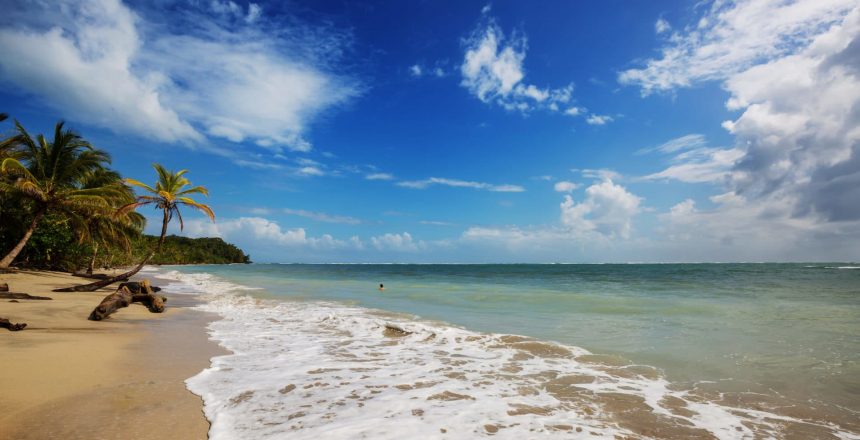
[0,113,249,279]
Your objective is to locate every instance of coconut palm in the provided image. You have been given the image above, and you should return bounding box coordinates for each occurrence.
[58,164,214,291]
[0,121,116,268]
[76,169,146,275]
[0,113,22,160]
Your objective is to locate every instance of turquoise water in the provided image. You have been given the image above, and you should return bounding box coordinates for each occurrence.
[171,263,860,413]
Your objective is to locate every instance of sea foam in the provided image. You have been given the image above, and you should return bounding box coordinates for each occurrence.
[156,269,860,440]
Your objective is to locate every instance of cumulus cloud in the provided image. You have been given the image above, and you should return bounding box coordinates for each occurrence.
[0,0,357,152]
[461,178,642,256]
[397,177,525,192]
[585,114,614,125]
[639,3,860,258]
[370,232,423,252]
[182,217,356,249]
[460,14,574,113]
[563,106,585,117]
[722,7,860,222]
[410,64,423,76]
[553,181,579,193]
[619,0,857,95]
[560,179,641,239]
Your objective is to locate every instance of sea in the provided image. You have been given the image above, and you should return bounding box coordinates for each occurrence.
[146,263,860,439]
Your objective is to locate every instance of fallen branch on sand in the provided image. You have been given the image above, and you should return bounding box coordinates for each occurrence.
[118,281,162,294]
[71,272,129,281]
[0,317,27,331]
[0,292,52,300]
[88,279,166,321]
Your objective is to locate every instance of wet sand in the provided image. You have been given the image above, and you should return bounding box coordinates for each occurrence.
[0,269,224,440]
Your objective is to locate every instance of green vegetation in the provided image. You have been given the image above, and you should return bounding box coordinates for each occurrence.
[137,235,250,265]
[0,116,249,273]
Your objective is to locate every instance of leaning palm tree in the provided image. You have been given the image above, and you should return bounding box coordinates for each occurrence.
[57,164,214,291]
[0,121,115,268]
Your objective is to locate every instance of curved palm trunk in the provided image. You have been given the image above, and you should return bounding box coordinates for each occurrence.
[55,210,169,292]
[0,207,46,269]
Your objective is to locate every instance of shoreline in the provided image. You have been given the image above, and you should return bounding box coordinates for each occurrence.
[0,269,224,439]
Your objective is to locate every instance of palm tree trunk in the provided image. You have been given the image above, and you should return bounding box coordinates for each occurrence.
[54,210,169,292]
[86,243,99,275]
[0,207,45,269]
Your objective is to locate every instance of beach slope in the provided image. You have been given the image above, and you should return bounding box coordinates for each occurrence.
[0,270,222,440]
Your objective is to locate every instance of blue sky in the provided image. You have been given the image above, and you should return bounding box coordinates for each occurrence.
[1,0,859,262]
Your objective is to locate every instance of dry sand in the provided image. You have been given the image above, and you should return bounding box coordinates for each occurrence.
[0,269,225,440]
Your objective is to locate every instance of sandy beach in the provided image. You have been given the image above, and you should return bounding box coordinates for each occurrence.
[0,269,224,440]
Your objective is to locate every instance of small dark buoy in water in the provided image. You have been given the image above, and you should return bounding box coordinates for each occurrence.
[379,283,384,291]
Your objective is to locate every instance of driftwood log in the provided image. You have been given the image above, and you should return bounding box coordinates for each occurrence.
[1,317,26,331]
[88,280,166,321]
[119,281,162,294]
[72,272,128,281]
[0,292,52,300]
[132,294,167,313]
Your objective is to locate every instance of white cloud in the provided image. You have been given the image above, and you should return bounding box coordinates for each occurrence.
[563,106,585,117]
[637,134,707,155]
[397,177,525,192]
[370,232,423,252]
[410,64,423,76]
[246,3,262,24]
[585,114,613,125]
[0,0,357,152]
[420,220,454,226]
[461,179,641,254]
[553,181,579,193]
[560,179,641,239]
[578,169,622,181]
[644,147,745,183]
[619,0,857,95]
[366,173,394,181]
[722,6,860,222]
[639,134,745,183]
[298,166,325,176]
[282,208,361,225]
[182,216,356,249]
[234,159,284,170]
[639,4,860,258]
[0,0,200,143]
[460,15,574,112]
[655,17,671,34]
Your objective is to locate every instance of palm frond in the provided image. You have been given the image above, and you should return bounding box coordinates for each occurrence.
[178,197,216,221]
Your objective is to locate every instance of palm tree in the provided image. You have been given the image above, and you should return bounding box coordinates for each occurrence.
[57,164,214,291]
[0,113,20,230]
[76,169,146,275]
[0,121,116,268]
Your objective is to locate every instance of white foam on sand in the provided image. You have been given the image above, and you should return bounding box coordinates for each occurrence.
[155,269,860,440]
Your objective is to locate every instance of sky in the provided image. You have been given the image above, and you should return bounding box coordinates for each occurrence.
[1,0,859,263]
